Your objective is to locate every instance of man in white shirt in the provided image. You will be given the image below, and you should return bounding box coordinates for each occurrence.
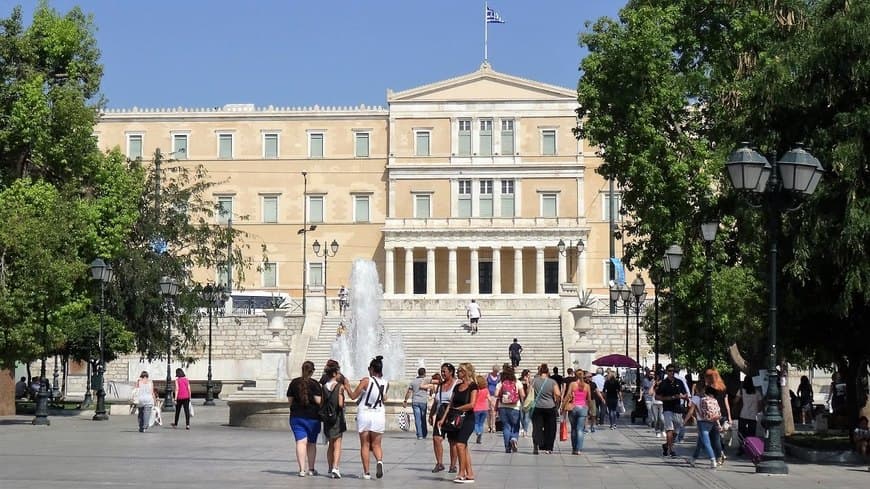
[466,299,482,334]
[591,368,606,426]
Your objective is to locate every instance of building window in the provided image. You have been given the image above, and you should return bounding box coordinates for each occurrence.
[541,193,558,218]
[263,262,277,288]
[262,195,278,223]
[218,133,233,159]
[308,195,324,223]
[309,262,324,287]
[414,193,431,218]
[217,196,233,224]
[309,132,324,158]
[479,119,493,156]
[353,194,370,223]
[172,134,188,159]
[354,132,370,158]
[458,119,472,156]
[501,120,515,155]
[263,133,279,159]
[602,192,624,221]
[479,179,493,217]
[415,131,430,156]
[542,129,556,156]
[127,134,143,159]
[602,260,612,287]
[218,263,230,287]
[501,180,515,217]
[457,180,471,218]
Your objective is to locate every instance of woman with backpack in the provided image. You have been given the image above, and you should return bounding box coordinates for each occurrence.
[561,369,591,455]
[347,356,389,480]
[319,359,348,479]
[689,385,721,469]
[494,366,525,453]
[704,368,731,465]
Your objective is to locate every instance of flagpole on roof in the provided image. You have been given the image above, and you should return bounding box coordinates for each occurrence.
[484,1,488,62]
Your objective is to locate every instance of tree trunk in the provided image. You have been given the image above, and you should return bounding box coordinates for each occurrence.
[0,367,14,416]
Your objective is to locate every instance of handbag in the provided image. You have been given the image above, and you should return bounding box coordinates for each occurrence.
[189,401,195,417]
[525,378,550,416]
[617,399,626,414]
[396,409,410,432]
[442,408,465,432]
[560,414,569,441]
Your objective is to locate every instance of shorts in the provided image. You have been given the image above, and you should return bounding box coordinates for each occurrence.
[469,317,479,324]
[290,416,321,442]
[663,411,684,432]
[357,407,386,433]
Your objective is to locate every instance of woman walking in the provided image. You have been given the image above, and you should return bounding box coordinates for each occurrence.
[429,363,458,473]
[134,371,155,433]
[438,362,477,483]
[561,369,590,454]
[735,376,761,456]
[472,374,490,444]
[485,365,500,433]
[602,371,622,429]
[530,363,561,454]
[518,369,532,437]
[495,366,524,453]
[320,360,348,479]
[171,368,191,430]
[689,385,721,469]
[704,368,731,465]
[287,360,323,477]
[796,375,814,425]
[348,356,389,480]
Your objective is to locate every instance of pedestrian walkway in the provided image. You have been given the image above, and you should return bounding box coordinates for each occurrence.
[0,403,866,489]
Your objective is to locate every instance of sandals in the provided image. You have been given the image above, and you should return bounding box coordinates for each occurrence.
[431,464,445,473]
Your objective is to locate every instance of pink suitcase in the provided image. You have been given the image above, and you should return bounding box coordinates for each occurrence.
[743,436,764,465]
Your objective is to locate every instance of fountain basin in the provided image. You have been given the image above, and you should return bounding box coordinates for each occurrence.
[228,398,414,431]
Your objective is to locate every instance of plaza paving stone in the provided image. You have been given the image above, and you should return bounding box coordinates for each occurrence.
[1,402,866,489]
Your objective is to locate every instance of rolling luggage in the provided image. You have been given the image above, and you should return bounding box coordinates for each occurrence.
[743,436,764,465]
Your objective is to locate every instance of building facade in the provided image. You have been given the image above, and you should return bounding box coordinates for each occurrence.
[96,63,624,305]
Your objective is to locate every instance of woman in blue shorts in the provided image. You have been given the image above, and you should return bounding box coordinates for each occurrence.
[287,360,323,477]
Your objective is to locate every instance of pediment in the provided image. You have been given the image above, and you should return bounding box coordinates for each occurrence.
[388,63,576,103]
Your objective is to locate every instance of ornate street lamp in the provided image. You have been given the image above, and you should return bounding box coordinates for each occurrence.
[662,245,683,364]
[201,283,227,406]
[700,222,718,367]
[630,275,647,394]
[89,258,113,421]
[610,283,632,357]
[312,239,340,315]
[159,276,179,412]
[725,142,823,475]
[556,238,585,285]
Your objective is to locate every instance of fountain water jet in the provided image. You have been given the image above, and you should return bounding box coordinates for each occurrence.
[332,259,405,382]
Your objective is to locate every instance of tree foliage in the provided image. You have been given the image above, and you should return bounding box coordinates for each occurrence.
[578,0,870,403]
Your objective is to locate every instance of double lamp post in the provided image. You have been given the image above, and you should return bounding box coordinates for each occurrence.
[89,258,114,421]
[159,276,179,412]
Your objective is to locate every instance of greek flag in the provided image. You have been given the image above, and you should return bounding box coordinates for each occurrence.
[486,6,505,24]
[610,257,626,286]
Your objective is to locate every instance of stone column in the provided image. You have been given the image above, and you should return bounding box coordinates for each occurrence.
[514,247,523,294]
[535,246,545,294]
[491,247,502,295]
[384,247,395,295]
[470,247,480,296]
[448,247,458,295]
[404,247,414,295]
[426,247,436,295]
[558,248,567,285]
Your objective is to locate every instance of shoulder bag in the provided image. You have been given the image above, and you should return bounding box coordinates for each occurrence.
[442,384,465,432]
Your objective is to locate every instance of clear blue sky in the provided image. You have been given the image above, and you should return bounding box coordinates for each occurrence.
[8,1,626,108]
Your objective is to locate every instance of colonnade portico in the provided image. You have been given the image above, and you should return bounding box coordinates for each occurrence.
[382,241,586,296]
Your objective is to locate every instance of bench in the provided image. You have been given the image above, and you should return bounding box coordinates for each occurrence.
[151,380,223,399]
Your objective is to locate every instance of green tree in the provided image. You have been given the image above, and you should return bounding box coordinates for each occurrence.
[578,0,870,418]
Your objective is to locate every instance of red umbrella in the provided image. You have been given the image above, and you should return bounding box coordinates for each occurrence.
[592,354,641,369]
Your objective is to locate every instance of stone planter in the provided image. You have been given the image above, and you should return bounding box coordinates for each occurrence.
[569,306,594,337]
[263,309,288,349]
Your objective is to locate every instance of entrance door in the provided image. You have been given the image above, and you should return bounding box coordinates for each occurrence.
[479,262,493,294]
[544,261,559,294]
[413,262,427,294]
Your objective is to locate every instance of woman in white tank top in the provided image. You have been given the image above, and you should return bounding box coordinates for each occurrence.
[348,356,389,480]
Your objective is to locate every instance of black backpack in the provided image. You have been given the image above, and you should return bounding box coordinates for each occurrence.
[319,384,339,423]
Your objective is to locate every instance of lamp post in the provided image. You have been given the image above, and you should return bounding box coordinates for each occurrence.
[89,258,113,421]
[700,222,718,367]
[312,240,340,315]
[650,270,661,374]
[630,275,647,394]
[556,238,585,285]
[725,142,824,475]
[32,307,51,426]
[609,283,632,357]
[662,245,683,365]
[201,283,227,406]
[159,276,179,412]
[297,171,317,316]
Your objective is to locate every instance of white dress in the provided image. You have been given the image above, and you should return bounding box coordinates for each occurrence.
[357,376,388,433]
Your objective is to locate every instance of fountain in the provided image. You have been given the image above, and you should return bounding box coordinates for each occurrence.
[332,259,405,382]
